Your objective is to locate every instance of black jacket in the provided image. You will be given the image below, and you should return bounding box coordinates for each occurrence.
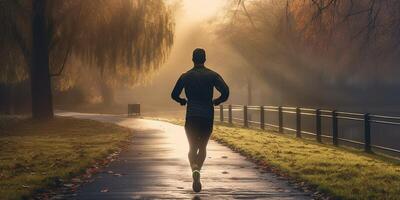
[171,65,229,119]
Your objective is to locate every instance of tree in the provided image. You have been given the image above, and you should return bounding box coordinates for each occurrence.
[218,0,400,106]
[31,0,53,119]
[0,0,174,119]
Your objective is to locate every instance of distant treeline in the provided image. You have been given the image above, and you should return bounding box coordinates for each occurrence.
[218,0,400,107]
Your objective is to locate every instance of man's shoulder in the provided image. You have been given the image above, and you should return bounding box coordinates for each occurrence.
[180,68,193,77]
[207,68,223,80]
[183,66,220,77]
[203,66,220,76]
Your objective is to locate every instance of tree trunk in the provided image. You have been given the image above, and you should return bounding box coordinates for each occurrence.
[30,0,54,119]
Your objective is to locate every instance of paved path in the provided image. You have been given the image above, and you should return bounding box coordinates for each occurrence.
[58,112,311,200]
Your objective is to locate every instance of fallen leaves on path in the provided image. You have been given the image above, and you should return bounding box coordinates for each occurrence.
[32,149,123,199]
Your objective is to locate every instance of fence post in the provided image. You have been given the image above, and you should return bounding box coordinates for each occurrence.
[260,106,265,130]
[296,107,301,138]
[278,106,283,133]
[220,105,224,122]
[316,109,322,143]
[332,110,338,146]
[364,113,371,153]
[228,104,232,124]
[244,105,248,127]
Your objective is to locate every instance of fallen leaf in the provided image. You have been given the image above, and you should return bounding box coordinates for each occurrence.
[63,184,74,188]
[71,178,82,183]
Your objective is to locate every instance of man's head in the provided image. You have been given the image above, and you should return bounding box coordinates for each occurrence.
[192,48,206,65]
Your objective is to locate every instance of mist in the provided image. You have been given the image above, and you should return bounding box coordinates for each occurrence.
[120,0,400,118]
[119,0,257,117]
[212,0,400,114]
[51,0,400,117]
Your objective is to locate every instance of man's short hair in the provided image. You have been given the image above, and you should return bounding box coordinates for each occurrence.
[192,48,206,64]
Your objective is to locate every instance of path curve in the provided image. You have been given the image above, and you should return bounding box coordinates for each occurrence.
[58,112,311,200]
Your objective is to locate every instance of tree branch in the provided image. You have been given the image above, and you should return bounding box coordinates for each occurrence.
[240,0,257,30]
[50,44,71,77]
[11,23,30,61]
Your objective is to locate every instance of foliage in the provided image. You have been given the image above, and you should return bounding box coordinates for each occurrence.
[0,116,132,200]
[0,0,30,83]
[0,0,174,87]
[287,0,400,61]
[218,0,400,106]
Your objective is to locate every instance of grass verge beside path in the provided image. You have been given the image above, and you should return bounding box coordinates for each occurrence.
[0,116,132,200]
[212,124,400,199]
[160,118,400,199]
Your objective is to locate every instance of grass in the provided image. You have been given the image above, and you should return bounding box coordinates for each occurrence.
[162,118,400,199]
[0,116,132,200]
[212,124,400,199]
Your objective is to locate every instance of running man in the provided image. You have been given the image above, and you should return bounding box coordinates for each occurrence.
[171,48,229,193]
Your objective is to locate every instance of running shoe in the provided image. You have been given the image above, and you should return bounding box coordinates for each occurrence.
[192,170,202,193]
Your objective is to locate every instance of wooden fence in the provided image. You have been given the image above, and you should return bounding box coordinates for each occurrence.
[215,104,400,155]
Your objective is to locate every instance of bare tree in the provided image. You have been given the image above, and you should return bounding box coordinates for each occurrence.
[218,0,400,106]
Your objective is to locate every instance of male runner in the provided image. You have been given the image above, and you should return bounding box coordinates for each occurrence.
[171,48,229,193]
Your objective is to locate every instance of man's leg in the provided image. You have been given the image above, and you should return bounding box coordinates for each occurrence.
[195,134,211,171]
[192,120,212,193]
[195,118,213,171]
[185,120,203,192]
[185,117,213,193]
[185,122,200,171]
[188,141,200,171]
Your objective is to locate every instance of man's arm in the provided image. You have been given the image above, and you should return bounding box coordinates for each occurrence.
[213,74,229,106]
[171,74,187,106]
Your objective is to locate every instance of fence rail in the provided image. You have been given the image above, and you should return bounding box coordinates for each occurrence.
[215,104,400,156]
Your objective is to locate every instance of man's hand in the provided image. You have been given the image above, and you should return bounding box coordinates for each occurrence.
[213,99,221,106]
[179,99,187,106]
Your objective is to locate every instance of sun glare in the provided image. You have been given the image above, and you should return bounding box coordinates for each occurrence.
[182,0,227,21]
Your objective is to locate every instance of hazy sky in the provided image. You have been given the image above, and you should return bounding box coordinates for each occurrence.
[180,0,227,22]
[123,0,236,117]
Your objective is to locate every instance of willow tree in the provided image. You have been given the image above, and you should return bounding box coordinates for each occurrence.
[0,0,174,119]
[73,0,174,105]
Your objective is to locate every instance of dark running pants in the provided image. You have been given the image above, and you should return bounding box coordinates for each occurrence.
[184,116,213,171]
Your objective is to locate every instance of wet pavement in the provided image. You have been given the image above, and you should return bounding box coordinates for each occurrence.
[58,112,312,200]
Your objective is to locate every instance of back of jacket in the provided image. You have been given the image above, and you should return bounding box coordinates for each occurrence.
[171,66,229,120]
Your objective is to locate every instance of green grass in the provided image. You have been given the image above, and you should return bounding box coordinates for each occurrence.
[161,118,400,199]
[212,124,400,199]
[0,116,132,200]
